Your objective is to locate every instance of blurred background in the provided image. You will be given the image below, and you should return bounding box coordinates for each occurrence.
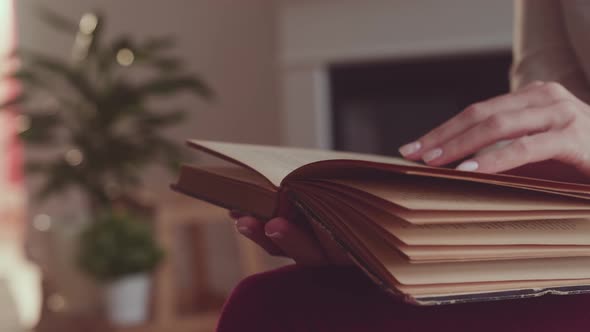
[1,0,513,331]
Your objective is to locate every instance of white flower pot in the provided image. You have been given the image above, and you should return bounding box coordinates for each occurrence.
[105,273,151,326]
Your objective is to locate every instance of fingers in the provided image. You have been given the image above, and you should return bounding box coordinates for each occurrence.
[422,102,576,166]
[454,131,574,174]
[264,217,329,265]
[235,216,285,256]
[398,81,590,177]
[399,81,574,162]
[235,215,330,265]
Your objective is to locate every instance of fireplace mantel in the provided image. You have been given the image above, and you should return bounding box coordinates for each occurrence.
[278,0,513,148]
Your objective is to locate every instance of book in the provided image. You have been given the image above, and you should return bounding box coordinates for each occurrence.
[172,139,590,305]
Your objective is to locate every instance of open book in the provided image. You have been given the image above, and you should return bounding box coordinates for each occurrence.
[172,140,590,305]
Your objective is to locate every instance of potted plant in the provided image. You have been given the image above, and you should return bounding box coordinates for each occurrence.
[77,210,163,325]
[4,9,212,326]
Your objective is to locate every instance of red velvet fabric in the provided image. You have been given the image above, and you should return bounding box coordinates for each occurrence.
[217,264,590,332]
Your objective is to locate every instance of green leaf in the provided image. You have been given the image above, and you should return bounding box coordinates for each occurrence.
[140,109,186,127]
[147,57,184,72]
[8,68,40,84]
[140,36,175,53]
[37,6,79,34]
[19,128,55,145]
[5,66,55,95]
[21,52,98,102]
[137,76,213,100]
[24,160,50,174]
[77,211,164,281]
[110,36,134,53]
[96,47,115,73]
[17,112,60,144]
[35,162,74,201]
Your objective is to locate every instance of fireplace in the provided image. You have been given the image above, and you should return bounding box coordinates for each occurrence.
[330,52,512,156]
[277,0,513,150]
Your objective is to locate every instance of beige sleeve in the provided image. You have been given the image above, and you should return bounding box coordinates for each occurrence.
[511,0,590,102]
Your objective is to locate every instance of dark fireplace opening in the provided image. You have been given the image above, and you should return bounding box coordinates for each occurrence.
[330,51,512,156]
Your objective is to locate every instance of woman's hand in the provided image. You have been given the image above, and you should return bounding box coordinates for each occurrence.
[399,81,590,177]
[232,211,350,266]
[235,81,590,265]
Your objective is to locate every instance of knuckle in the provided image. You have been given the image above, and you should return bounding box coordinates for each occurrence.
[556,100,579,119]
[483,114,508,132]
[565,121,586,142]
[521,80,545,90]
[420,130,442,147]
[510,137,533,160]
[539,81,568,100]
[463,103,487,121]
[555,135,585,165]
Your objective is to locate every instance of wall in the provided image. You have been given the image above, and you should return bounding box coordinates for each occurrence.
[277,0,514,148]
[279,0,513,65]
[16,0,280,313]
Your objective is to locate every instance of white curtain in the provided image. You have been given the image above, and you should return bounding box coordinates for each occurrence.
[0,0,41,330]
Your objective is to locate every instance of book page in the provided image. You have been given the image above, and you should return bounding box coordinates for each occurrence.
[387,218,590,246]
[392,254,590,285]
[401,244,590,263]
[338,191,590,245]
[307,181,590,224]
[188,140,417,186]
[188,140,590,195]
[320,184,590,245]
[346,213,590,285]
[327,177,590,211]
[294,185,590,293]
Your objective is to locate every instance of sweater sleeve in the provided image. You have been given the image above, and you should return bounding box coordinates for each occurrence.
[511,0,590,102]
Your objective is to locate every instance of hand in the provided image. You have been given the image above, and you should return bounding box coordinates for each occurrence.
[232,211,350,265]
[398,81,590,179]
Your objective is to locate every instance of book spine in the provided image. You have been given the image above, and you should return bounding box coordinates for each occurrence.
[274,188,300,220]
[290,197,401,296]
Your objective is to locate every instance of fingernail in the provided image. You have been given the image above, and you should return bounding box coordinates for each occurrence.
[456,160,479,171]
[265,232,283,239]
[237,226,253,236]
[399,141,422,156]
[422,148,443,162]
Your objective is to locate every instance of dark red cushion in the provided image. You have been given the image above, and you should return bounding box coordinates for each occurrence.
[217,264,590,332]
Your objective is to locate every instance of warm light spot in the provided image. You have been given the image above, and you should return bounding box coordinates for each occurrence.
[64,149,84,166]
[46,293,67,312]
[32,214,51,232]
[79,13,98,35]
[116,48,135,66]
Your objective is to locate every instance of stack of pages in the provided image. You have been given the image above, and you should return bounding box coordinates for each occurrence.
[173,140,590,305]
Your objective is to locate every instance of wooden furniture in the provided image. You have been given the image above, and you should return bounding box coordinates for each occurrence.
[116,195,266,332]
